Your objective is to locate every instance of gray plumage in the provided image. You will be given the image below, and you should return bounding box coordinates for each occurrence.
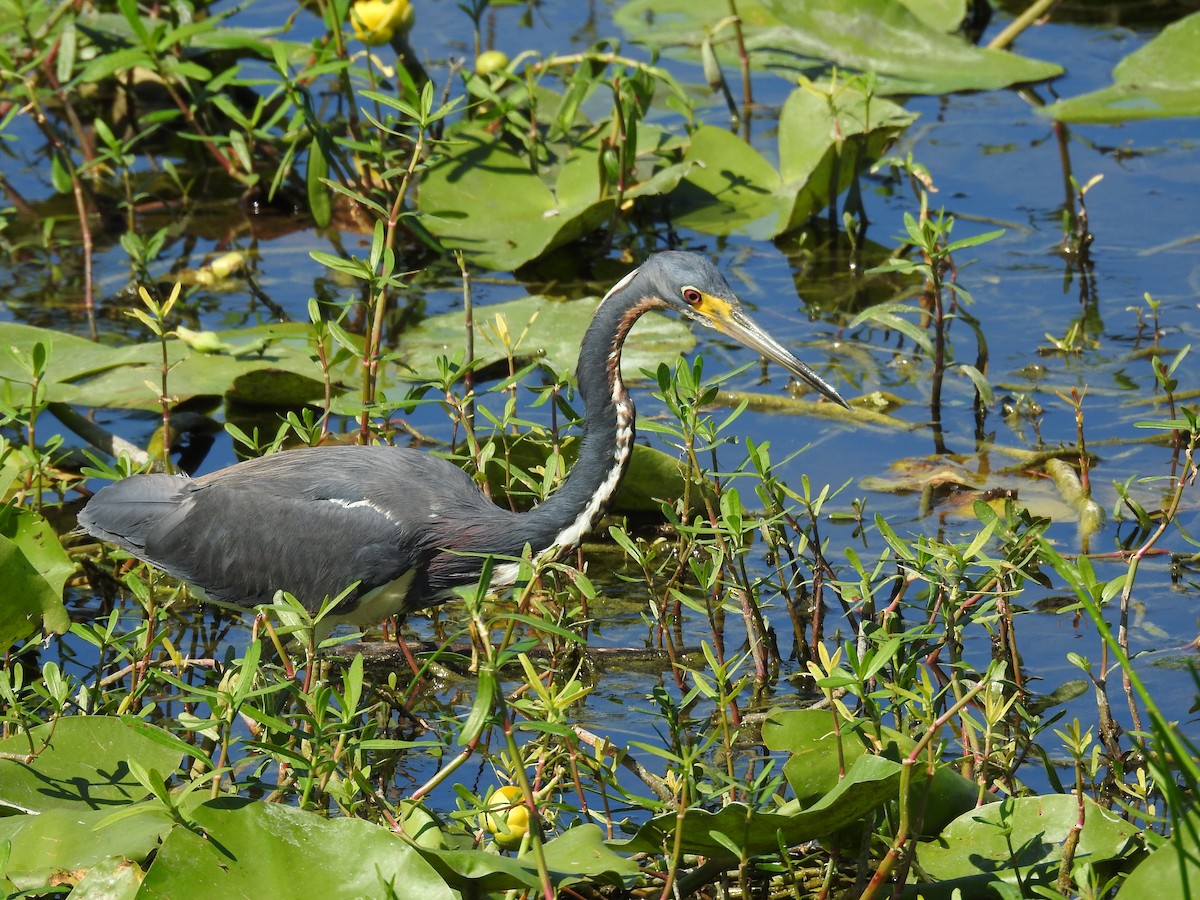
[78,447,548,617]
[78,252,848,625]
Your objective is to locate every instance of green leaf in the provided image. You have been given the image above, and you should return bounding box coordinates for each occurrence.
[137,798,455,900]
[0,504,72,651]
[1115,808,1200,899]
[78,46,152,83]
[0,321,338,411]
[0,804,173,892]
[0,717,185,814]
[479,437,704,515]
[957,363,993,404]
[763,709,978,837]
[1046,12,1200,123]
[307,139,332,229]
[331,293,693,410]
[671,81,913,238]
[418,128,614,270]
[70,853,145,900]
[848,306,934,354]
[612,754,906,860]
[917,794,1139,889]
[614,0,1061,95]
[416,825,638,893]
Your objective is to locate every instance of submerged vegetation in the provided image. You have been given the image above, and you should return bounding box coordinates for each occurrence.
[1,0,1199,897]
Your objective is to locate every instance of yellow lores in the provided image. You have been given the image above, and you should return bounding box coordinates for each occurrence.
[350,0,414,45]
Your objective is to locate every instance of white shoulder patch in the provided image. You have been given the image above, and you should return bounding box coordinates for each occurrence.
[326,497,399,525]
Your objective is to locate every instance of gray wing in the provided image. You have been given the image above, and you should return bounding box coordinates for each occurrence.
[78,446,496,611]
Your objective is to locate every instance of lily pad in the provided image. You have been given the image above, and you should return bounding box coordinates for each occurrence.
[0,804,174,891]
[418,127,615,271]
[0,717,185,814]
[1046,11,1200,122]
[478,436,709,515]
[137,798,455,900]
[0,322,336,412]
[915,794,1140,888]
[763,709,979,837]
[614,0,1061,95]
[612,753,905,860]
[0,503,72,651]
[368,293,694,393]
[1115,808,1200,899]
[415,825,638,894]
[672,82,914,238]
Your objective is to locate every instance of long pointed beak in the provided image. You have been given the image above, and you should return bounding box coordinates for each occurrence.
[716,307,850,408]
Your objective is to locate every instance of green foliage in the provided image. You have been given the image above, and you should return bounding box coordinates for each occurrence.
[0,0,1198,896]
[1047,10,1200,122]
[673,76,915,238]
[614,0,1063,94]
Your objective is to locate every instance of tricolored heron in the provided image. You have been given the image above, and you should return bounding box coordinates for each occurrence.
[79,251,848,630]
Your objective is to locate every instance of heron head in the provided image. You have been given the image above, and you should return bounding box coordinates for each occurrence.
[636,251,850,408]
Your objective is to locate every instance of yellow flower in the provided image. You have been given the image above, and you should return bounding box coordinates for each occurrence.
[350,0,414,46]
[483,785,530,850]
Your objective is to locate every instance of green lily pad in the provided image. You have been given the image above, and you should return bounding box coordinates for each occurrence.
[70,854,146,900]
[673,83,914,237]
[0,717,185,814]
[612,753,905,860]
[0,323,161,401]
[614,0,1061,95]
[0,504,72,651]
[137,798,455,900]
[915,794,1140,888]
[1046,12,1200,122]
[0,804,174,891]
[901,0,968,32]
[763,709,979,838]
[370,293,694,392]
[0,322,335,412]
[418,127,615,271]
[415,825,637,894]
[1115,808,1200,899]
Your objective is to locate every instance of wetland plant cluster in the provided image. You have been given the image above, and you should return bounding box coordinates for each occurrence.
[1,0,1199,897]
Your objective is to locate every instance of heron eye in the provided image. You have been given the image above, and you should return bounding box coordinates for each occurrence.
[682,288,703,305]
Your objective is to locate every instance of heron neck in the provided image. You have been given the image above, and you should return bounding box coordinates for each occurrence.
[523,290,657,552]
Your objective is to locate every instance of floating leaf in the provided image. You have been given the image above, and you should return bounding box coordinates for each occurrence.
[138,798,455,900]
[916,794,1140,889]
[764,709,978,838]
[363,293,694,396]
[614,0,1060,94]
[0,321,337,412]
[0,804,174,891]
[612,754,905,860]
[70,853,145,900]
[0,504,72,651]
[1046,11,1200,122]
[1115,808,1200,899]
[0,717,185,814]
[418,128,615,271]
[478,436,708,515]
[415,825,638,894]
[672,82,914,238]
[901,0,968,32]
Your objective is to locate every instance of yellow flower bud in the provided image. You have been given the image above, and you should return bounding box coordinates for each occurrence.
[350,0,414,46]
[483,785,530,850]
[475,50,509,76]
